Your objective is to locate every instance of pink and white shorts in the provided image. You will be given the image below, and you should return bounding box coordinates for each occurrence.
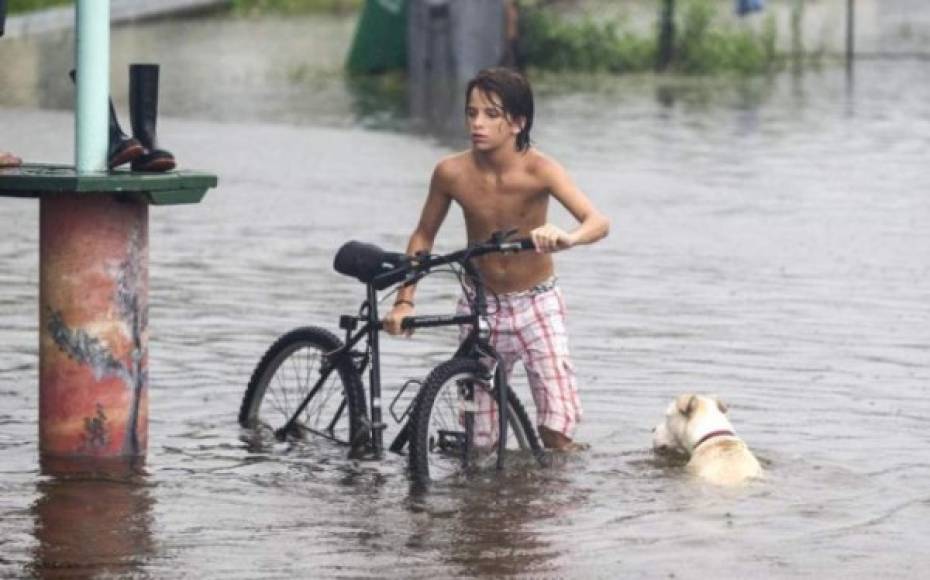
[457,278,582,442]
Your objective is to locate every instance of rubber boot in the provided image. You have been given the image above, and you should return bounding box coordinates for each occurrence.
[69,69,145,169]
[129,64,175,172]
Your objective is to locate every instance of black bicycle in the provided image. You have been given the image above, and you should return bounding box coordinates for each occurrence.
[238,230,547,487]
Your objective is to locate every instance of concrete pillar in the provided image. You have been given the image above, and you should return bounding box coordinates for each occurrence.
[39,195,149,461]
[408,0,506,84]
[407,0,507,136]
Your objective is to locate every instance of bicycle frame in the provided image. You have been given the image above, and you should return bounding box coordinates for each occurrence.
[276,248,515,466]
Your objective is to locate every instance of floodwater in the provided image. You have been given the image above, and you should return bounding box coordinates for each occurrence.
[2,11,930,580]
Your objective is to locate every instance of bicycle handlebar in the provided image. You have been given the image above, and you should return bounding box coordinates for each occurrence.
[417,236,534,268]
[372,234,535,289]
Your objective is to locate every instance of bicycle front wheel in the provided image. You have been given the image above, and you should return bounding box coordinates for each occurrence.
[408,358,542,487]
[239,326,366,449]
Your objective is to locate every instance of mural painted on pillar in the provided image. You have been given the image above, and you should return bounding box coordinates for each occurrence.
[41,210,149,458]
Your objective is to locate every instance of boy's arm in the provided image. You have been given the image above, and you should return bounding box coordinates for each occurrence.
[532,156,610,253]
[384,163,453,336]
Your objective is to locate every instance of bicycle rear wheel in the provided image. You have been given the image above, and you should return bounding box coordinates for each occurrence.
[239,326,366,449]
[408,357,542,487]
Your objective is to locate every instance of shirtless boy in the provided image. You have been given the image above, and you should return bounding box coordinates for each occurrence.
[384,68,609,451]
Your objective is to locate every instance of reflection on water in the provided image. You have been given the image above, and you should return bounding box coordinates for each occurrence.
[29,464,154,578]
[408,477,563,577]
[2,11,930,580]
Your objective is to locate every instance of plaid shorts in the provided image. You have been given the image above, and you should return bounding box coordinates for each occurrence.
[457,278,582,441]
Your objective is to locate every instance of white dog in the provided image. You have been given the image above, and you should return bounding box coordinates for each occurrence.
[653,394,762,486]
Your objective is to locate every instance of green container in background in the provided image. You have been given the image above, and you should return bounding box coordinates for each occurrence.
[346,0,407,74]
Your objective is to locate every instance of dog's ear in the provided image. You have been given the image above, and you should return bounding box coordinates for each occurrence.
[716,398,729,414]
[676,394,699,417]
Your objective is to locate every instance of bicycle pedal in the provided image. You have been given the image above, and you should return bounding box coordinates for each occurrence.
[370,422,388,432]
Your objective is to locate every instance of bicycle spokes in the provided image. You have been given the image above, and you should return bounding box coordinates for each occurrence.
[409,358,542,487]
[277,361,344,441]
[240,327,365,449]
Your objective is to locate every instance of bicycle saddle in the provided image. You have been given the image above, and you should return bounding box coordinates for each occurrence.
[333,241,408,290]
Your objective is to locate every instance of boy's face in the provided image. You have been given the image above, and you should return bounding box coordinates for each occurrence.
[465,87,523,152]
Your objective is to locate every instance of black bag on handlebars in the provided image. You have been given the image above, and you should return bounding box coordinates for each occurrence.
[333,241,408,290]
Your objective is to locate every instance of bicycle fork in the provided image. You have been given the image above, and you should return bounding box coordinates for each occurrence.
[494,357,508,470]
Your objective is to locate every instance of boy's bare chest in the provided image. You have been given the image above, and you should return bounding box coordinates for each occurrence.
[452,173,547,220]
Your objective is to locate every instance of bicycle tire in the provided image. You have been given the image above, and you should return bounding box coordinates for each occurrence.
[408,357,543,487]
[239,326,367,450]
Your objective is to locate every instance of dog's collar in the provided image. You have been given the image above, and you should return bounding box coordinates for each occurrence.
[693,429,736,450]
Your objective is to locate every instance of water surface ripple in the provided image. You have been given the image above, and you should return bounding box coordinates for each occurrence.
[1,15,929,580]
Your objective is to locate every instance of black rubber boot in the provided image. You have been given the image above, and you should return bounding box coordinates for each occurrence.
[69,69,145,169]
[129,64,175,172]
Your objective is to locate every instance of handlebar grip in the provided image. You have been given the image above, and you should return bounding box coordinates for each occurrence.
[376,317,415,333]
[499,238,535,252]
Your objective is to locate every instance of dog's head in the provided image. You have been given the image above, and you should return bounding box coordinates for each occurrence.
[653,394,732,456]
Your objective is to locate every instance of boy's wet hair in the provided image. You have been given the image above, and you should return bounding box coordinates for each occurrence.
[466,67,534,152]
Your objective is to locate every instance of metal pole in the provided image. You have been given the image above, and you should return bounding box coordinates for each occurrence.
[75,0,109,174]
[790,0,803,66]
[846,0,854,70]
